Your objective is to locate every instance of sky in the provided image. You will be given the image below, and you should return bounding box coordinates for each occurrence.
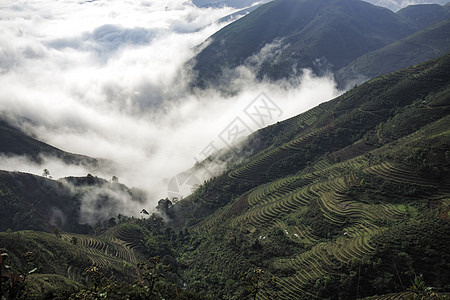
[0,0,342,216]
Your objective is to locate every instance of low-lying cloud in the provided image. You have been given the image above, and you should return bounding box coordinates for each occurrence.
[0,0,341,218]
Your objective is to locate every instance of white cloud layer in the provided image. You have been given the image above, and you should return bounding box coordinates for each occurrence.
[0,0,341,214]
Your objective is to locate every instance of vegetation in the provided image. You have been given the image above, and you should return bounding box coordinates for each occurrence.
[335,19,450,88]
[0,172,146,233]
[191,0,450,88]
[1,53,450,298]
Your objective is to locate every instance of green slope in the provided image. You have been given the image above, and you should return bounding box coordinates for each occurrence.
[0,171,146,233]
[2,55,450,299]
[167,53,450,299]
[0,228,143,299]
[192,0,415,87]
[335,19,450,88]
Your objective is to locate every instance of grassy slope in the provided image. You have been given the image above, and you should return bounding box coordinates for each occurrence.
[169,54,450,299]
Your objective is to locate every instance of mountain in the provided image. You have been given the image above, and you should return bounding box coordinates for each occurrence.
[397,3,450,30]
[192,0,414,87]
[0,171,146,233]
[2,52,450,300]
[218,4,265,23]
[0,120,112,172]
[168,53,450,298]
[364,0,450,12]
[192,0,450,89]
[335,19,450,88]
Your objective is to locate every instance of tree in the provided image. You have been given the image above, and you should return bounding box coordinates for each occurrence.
[42,169,50,178]
[108,217,116,227]
[1,249,37,299]
[409,275,443,300]
[156,199,173,214]
[240,268,273,300]
[53,227,62,238]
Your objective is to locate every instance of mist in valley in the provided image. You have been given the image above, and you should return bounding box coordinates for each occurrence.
[0,0,343,218]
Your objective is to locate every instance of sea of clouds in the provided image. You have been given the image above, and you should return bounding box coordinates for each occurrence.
[0,0,341,217]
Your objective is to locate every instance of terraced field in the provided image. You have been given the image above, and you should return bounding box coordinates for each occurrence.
[366,161,444,188]
[362,292,414,300]
[216,148,449,299]
[62,224,141,272]
[228,125,333,181]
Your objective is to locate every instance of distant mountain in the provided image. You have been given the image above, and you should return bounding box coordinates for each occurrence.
[0,171,146,232]
[335,19,450,88]
[364,0,449,12]
[0,120,113,171]
[397,3,450,30]
[192,0,414,87]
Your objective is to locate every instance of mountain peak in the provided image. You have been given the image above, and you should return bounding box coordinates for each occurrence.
[192,0,413,87]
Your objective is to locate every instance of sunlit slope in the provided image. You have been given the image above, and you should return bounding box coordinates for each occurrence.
[173,53,450,299]
[178,53,450,224]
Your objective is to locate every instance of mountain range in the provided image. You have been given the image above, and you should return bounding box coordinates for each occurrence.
[1,0,450,299]
[192,0,450,88]
[1,52,449,299]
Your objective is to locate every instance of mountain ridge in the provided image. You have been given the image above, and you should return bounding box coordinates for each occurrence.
[335,19,450,87]
[192,0,450,88]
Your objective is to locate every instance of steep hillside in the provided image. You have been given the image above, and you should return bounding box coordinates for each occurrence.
[364,0,449,12]
[192,0,450,89]
[397,3,450,30]
[0,172,146,233]
[0,216,209,299]
[2,55,449,299]
[192,0,414,87]
[0,120,112,171]
[179,53,450,225]
[0,227,144,299]
[335,19,450,87]
[168,54,450,299]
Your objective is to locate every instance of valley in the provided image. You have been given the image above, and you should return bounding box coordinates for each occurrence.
[1,0,450,299]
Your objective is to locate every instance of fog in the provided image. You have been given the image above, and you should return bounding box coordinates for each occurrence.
[0,0,341,215]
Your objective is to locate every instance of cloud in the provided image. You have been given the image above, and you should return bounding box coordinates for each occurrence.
[0,154,92,179]
[0,0,342,218]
